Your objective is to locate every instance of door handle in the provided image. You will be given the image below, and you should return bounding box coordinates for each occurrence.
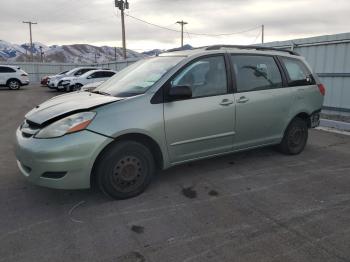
[237,96,249,103]
[220,99,234,106]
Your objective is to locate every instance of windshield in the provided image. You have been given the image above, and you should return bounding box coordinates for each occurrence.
[94,56,185,97]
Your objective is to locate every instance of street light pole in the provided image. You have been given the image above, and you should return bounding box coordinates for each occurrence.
[115,0,129,60]
[262,24,265,44]
[23,21,38,62]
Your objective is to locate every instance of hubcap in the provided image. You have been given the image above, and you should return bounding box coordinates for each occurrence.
[110,156,145,193]
[288,126,304,147]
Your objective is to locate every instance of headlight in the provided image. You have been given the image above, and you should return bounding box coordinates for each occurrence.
[35,112,96,138]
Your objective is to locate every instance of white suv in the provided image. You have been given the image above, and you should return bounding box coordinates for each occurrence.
[0,65,30,90]
[59,69,117,91]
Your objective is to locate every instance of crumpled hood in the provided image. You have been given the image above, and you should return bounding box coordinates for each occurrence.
[25,92,123,125]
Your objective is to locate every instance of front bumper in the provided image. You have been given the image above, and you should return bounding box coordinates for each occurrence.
[15,128,113,189]
[48,81,57,89]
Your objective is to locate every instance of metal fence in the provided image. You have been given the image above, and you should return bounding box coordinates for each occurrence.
[264,32,350,112]
[2,58,140,83]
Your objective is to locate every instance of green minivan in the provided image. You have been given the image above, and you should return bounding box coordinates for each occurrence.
[15,45,325,199]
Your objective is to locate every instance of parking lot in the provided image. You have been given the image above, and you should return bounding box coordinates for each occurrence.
[1,85,350,262]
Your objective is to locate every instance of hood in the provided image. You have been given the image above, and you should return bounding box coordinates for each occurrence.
[25,92,123,125]
[61,76,76,81]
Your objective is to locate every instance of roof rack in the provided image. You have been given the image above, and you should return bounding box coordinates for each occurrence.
[205,45,300,56]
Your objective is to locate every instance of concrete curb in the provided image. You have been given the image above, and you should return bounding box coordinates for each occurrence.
[320,118,350,132]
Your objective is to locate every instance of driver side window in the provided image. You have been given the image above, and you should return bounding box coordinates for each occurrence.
[171,56,228,98]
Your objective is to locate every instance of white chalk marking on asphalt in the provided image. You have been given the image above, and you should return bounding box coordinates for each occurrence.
[316,126,350,136]
[68,200,85,223]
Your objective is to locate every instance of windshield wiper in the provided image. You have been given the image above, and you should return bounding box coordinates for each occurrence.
[91,90,111,96]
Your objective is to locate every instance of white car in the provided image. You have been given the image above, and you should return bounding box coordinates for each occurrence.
[48,67,97,90]
[0,65,29,90]
[59,69,116,92]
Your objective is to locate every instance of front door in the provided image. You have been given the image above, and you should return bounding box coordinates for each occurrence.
[164,55,235,163]
[230,54,293,149]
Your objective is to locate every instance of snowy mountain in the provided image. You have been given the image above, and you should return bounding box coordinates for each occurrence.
[0,40,143,63]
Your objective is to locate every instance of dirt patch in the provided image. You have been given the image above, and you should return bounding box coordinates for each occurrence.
[208,190,219,196]
[131,225,144,234]
[116,251,145,262]
[182,186,197,199]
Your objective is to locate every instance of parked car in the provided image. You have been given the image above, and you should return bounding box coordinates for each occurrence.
[41,70,68,86]
[59,69,116,92]
[48,67,97,90]
[0,65,29,90]
[15,45,325,199]
[80,80,105,92]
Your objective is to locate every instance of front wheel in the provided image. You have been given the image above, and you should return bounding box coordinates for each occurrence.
[278,117,308,155]
[96,141,155,199]
[72,83,82,91]
[7,79,21,90]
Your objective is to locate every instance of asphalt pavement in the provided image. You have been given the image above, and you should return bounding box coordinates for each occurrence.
[1,85,350,262]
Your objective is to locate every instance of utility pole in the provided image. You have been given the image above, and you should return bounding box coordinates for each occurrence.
[39,46,44,63]
[261,24,265,44]
[114,47,117,61]
[176,20,188,48]
[115,0,129,60]
[23,21,37,62]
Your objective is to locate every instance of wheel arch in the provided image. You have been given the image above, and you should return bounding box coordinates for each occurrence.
[90,132,164,187]
[283,111,311,136]
[6,78,21,86]
[295,112,311,128]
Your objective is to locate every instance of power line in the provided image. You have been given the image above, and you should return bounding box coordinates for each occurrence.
[125,13,260,37]
[125,13,180,33]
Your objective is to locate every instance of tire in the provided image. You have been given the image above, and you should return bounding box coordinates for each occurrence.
[73,83,82,91]
[96,141,155,200]
[7,79,21,90]
[278,117,308,155]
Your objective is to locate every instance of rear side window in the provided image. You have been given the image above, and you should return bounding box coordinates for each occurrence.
[280,57,315,86]
[0,66,16,73]
[231,55,283,92]
[104,71,115,77]
[75,69,93,76]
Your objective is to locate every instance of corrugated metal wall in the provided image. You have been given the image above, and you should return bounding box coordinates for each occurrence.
[3,59,139,83]
[264,32,350,112]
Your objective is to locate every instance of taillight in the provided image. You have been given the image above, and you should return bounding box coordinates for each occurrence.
[21,74,28,77]
[317,84,326,96]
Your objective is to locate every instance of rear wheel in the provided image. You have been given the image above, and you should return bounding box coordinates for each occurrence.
[96,141,155,199]
[278,117,308,155]
[7,79,21,90]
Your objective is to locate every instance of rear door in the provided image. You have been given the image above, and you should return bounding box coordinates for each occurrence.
[0,66,5,85]
[164,54,236,163]
[231,54,292,149]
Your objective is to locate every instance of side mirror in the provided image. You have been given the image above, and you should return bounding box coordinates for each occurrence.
[87,75,92,79]
[168,85,192,100]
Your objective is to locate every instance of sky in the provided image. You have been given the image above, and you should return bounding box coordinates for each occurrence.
[0,0,350,52]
